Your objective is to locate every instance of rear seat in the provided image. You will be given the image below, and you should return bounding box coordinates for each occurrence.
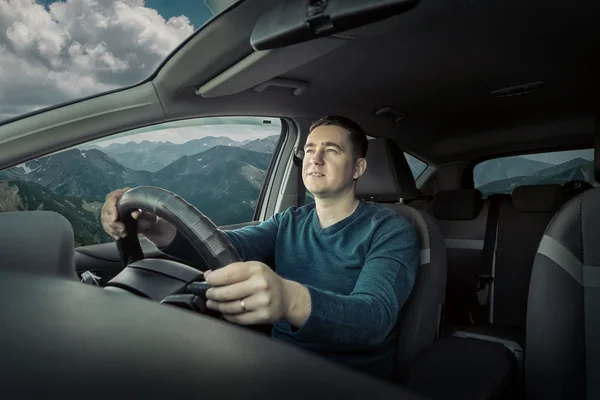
[491,184,567,328]
[428,189,489,329]
[430,185,568,330]
[452,184,568,375]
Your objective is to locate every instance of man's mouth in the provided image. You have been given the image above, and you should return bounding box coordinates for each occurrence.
[308,172,325,177]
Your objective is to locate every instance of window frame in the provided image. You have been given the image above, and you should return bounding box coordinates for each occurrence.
[0,115,289,246]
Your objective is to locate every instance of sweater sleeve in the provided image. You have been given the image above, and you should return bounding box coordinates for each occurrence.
[157,214,281,268]
[288,216,420,346]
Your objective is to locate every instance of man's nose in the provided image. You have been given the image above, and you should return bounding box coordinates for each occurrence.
[310,150,324,164]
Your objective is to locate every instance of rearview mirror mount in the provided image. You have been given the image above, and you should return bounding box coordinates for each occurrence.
[250,0,420,51]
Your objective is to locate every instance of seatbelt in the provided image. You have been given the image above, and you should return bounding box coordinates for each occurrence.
[476,194,503,308]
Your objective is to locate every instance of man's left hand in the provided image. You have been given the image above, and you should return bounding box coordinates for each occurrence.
[203,261,293,325]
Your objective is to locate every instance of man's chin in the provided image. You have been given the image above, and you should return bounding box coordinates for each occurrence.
[307,189,337,199]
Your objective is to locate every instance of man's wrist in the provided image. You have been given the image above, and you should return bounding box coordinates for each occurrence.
[282,279,311,328]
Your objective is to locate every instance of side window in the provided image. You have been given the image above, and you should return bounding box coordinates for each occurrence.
[474,149,595,197]
[0,117,282,247]
[404,152,427,179]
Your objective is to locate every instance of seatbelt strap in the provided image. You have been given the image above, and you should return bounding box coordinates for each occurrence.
[476,194,502,306]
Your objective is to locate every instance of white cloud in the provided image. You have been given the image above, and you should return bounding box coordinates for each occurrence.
[0,0,194,119]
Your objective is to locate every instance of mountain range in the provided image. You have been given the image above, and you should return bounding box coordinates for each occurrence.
[476,157,594,195]
[0,139,276,246]
[82,135,279,172]
[474,157,554,188]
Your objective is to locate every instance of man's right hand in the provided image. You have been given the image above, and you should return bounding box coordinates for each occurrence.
[101,187,177,247]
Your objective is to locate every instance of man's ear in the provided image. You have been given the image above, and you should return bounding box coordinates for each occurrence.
[353,158,367,180]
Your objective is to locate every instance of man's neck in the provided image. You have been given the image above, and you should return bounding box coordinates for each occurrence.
[314,193,360,229]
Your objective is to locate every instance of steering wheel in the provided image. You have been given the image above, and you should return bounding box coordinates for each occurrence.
[104,186,241,315]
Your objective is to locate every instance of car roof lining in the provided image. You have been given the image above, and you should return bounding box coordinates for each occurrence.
[154,0,600,165]
[0,0,598,169]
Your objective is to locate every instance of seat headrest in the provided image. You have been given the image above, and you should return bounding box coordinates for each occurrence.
[0,211,77,279]
[355,138,421,201]
[512,184,563,213]
[431,189,483,220]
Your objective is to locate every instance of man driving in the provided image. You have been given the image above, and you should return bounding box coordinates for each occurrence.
[101,115,420,380]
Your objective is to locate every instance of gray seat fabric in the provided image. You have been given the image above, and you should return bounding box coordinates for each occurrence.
[355,138,447,377]
[402,336,518,400]
[526,186,600,399]
[445,185,567,386]
[492,184,566,329]
[432,185,570,332]
[355,138,422,202]
[430,189,489,328]
[0,211,78,280]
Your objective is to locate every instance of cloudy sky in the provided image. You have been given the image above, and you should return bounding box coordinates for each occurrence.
[91,117,282,146]
[0,0,279,143]
[0,0,200,119]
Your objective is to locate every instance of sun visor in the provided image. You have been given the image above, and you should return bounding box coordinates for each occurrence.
[196,36,348,98]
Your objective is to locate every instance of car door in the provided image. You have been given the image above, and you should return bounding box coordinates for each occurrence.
[0,116,287,283]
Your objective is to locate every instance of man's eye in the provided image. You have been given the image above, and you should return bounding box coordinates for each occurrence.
[305,149,314,154]
[327,149,338,153]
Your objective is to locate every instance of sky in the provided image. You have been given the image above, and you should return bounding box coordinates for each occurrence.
[518,149,594,164]
[0,0,224,121]
[0,0,271,142]
[90,117,282,146]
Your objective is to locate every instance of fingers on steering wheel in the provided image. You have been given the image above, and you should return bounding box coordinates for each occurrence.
[206,295,254,315]
[206,280,258,302]
[108,221,126,239]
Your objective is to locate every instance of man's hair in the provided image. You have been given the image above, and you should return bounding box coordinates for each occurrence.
[309,115,369,160]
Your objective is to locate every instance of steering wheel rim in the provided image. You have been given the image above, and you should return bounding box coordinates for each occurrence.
[115,186,241,271]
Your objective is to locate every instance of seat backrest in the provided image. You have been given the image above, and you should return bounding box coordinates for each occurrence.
[430,189,488,327]
[0,211,78,280]
[356,138,447,377]
[384,203,447,377]
[526,187,600,399]
[492,184,566,328]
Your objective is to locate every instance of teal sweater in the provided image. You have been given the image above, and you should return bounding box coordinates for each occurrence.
[162,201,420,379]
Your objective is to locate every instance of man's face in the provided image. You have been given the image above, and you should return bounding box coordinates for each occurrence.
[302,125,365,198]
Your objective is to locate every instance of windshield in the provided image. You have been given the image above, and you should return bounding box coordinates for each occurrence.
[0,0,241,124]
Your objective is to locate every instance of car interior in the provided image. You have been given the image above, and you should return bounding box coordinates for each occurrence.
[0,0,598,398]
